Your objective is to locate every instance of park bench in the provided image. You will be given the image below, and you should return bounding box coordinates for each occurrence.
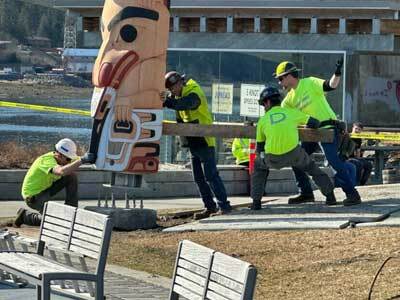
[0,202,113,300]
[169,240,257,300]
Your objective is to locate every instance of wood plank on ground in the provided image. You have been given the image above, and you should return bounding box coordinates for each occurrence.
[159,199,278,219]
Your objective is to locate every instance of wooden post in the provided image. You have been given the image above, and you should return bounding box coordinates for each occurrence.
[162,122,334,143]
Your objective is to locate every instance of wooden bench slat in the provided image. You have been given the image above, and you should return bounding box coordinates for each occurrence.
[70,237,100,253]
[71,231,102,245]
[69,245,99,259]
[209,273,244,293]
[207,281,242,300]
[43,215,73,228]
[73,224,103,238]
[175,275,205,295]
[176,267,207,286]
[179,240,214,266]
[178,258,209,277]
[75,210,106,230]
[206,289,231,300]
[45,203,76,220]
[211,252,251,283]
[42,223,71,236]
[0,253,79,278]
[41,229,69,243]
[173,284,203,300]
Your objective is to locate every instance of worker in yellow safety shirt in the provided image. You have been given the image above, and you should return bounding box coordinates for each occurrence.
[232,137,250,166]
[274,59,361,206]
[250,86,336,210]
[161,71,232,220]
[231,121,254,167]
[14,138,95,227]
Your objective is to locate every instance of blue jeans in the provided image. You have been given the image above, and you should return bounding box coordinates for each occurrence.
[292,129,357,195]
[189,146,231,211]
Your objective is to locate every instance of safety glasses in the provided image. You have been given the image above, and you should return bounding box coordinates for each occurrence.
[278,74,288,82]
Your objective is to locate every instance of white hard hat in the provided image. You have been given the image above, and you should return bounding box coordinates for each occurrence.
[55,138,78,159]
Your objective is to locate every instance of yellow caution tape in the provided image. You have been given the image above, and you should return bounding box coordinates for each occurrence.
[0,100,91,116]
[351,132,400,142]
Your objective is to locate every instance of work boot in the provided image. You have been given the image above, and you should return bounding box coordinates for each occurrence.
[343,190,362,206]
[13,208,26,228]
[325,192,337,206]
[250,200,262,210]
[193,207,218,220]
[288,193,315,204]
[211,206,233,217]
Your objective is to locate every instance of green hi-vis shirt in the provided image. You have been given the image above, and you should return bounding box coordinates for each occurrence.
[281,77,337,122]
[256,106,310,155]
[22,152,61,199]
[177,79,215,147]
[232,138,250,165]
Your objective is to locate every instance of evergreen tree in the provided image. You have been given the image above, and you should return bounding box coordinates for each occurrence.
[0,0,64,46]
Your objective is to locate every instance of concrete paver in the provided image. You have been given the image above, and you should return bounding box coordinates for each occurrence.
[164,184,400,232]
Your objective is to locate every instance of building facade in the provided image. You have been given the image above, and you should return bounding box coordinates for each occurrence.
[54,0,400,127]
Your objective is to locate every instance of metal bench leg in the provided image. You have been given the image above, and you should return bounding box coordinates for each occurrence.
[41,279,51,300]
[111,192,116,208]
[96,279,104,300]
[125,192,129,208]
[36,285,41,300]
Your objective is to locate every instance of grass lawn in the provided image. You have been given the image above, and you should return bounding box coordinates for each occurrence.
[109,227,400,300]
[4,218,400,299]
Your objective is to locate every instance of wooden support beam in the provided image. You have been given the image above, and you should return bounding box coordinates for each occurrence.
[162,122,334,143]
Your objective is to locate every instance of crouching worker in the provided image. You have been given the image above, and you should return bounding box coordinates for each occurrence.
[251,86,336,210]
[14,138,96,227]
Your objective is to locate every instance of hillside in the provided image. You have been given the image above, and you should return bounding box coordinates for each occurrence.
[0,0,64,47]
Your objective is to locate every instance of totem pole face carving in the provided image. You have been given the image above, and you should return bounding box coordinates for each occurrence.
[89,0,170,174]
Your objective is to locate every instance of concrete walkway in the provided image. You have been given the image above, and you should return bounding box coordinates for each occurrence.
[164,183,400,232]
[0,196,256,219]
[0,263,171,300]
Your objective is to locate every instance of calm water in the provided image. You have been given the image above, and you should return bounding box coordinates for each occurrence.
[0,98,177,162]
[0,98,92,147]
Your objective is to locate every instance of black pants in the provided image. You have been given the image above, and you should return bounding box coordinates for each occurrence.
[189,146,231,211]
[23,174,78,226]
[348,158,373,186]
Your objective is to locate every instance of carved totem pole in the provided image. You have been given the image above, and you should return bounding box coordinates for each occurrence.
[89,0,170,173]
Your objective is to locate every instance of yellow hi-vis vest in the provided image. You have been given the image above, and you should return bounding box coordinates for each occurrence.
[176,79,215,147]
[232,138,250,165]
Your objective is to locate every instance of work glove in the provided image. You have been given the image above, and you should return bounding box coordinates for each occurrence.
[80,152,97,164]
[335,58,344,76]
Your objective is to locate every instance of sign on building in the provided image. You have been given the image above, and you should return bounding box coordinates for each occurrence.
[212,83,233,114]
[240,84,265,117]
[364,76,400,111]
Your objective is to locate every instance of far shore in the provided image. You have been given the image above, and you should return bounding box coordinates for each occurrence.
[0,81,93,100]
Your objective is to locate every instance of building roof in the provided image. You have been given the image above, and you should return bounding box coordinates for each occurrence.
[54,0,400,10]
[63,48,99,57]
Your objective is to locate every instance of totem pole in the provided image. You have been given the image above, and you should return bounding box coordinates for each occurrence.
[89,0,170,173]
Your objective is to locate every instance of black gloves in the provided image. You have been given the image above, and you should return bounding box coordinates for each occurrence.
[306,117,320,129]
[335,58,344,76]
[80,152,97,164]
[163,97,175,109]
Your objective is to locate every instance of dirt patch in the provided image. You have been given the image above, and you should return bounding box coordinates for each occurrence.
[0,81,92,100]
[3,218,400,299]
